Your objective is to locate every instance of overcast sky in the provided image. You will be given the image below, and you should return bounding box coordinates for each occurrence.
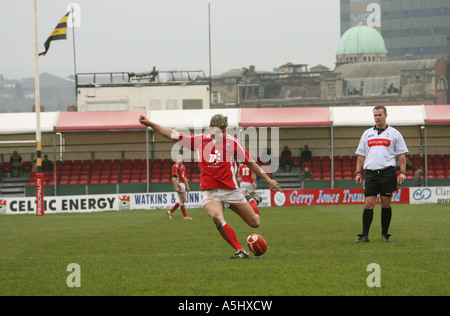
[0,0,341,80]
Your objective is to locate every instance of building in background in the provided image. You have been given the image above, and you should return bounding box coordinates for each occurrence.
[336,22,388,65]
[75,69,210,111]
[211,22,449,107]
[340,0,450,61]
[0,73,75,113]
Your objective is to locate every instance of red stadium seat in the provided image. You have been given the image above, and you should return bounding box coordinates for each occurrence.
[71,168,81,175]
[322,170,331,177]
[61,164,72,173]
[59,175,69,185]
[111,168,121,175]
[22,161,32,172]
[68,175,79,185]
[343,171,352,179]
[302,161,311,168]
[101,169,111,176]
[93,160,102,169]
[82,160,92,167]
[112,159,122,168]
[123,162,132,170]
[79,174,89,185]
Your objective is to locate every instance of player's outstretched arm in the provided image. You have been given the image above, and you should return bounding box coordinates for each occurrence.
[139,115,180,141]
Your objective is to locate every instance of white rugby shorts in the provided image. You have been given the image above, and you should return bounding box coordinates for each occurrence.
[202,188,247,208]
[177,183,186,193]
[240,182,255,193]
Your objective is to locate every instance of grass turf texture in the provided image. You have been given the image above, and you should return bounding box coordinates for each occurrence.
[1,204,449,296]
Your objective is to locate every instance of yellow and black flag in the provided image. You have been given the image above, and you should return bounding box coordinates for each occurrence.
[39,12,69,56]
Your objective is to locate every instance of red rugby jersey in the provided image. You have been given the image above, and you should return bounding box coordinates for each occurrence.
[238,164,254,184]
[178,133,252,190]
[172,163,186,184]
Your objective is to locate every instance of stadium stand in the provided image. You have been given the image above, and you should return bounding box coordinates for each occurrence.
[20,152,450,187]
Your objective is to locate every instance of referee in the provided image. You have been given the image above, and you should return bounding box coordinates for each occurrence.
[354,105,408,243]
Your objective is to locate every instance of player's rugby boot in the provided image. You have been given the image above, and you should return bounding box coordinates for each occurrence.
[229,250,250,259]
[245,194,262,205]
[355,234,370,243]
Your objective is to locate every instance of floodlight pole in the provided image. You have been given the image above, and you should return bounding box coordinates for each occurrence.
[146,127,149,193]
[33,0,45,216]
[208,3,212,107]
[330,124,334,189]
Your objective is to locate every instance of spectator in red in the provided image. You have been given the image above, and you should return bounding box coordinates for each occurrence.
[280,146,293,172]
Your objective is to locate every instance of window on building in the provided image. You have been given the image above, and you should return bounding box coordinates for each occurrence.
[242,86,260,100]
[363,79,383,96]
[438,77,448,91]
[346,80,361,96]
[183,99,203,109]
[327,84,336,97]
[386,79,401,95]
[211,92,222,104]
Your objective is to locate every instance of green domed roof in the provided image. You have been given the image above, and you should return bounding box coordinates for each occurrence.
[337,22,387,55]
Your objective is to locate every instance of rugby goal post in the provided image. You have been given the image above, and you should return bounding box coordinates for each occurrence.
[33,0,44,216]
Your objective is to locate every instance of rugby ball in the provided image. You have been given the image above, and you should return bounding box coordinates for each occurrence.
[246,233,267,255]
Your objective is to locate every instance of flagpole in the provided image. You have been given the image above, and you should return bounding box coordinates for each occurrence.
[33,0,45,216]
[70,5,78,108]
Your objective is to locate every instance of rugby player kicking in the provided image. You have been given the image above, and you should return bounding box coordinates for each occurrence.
[167,155,192,220]
[139,114,282,258]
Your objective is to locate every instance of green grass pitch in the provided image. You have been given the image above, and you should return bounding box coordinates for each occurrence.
[1,204,449,296]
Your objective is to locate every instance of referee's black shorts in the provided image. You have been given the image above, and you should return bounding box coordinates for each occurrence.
[364,166,397,197]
